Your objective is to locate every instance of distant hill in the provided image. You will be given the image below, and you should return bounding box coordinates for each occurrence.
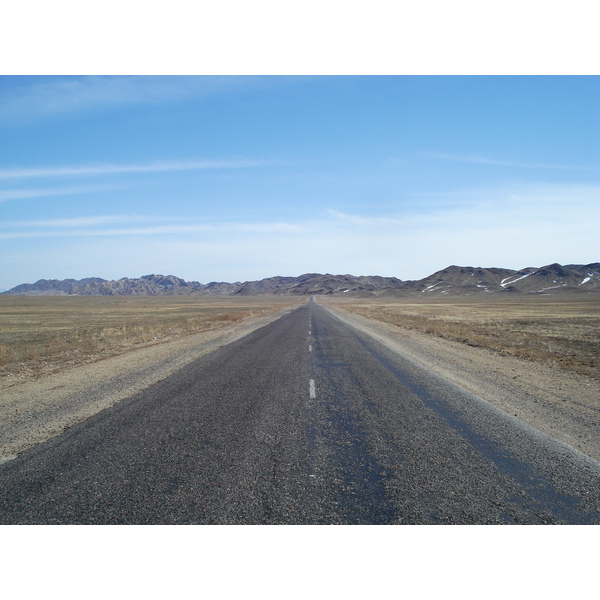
[2,273,405,297]
[396,263,600,297]
[3,263,599,297]
[3,274,204,296]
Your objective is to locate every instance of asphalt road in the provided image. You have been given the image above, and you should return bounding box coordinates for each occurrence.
[1,298,599,524]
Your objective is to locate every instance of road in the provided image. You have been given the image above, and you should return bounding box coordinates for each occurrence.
[1,297,599,524]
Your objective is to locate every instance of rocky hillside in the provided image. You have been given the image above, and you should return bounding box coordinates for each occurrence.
[395,263,600,297]
[3,273,404,297]
[4,274,204,296]
[3,263,599,297]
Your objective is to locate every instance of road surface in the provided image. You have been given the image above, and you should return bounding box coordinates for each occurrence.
[1,298,599,524]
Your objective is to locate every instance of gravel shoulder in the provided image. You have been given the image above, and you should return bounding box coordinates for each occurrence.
[0,305,298,459]
[323,303,600,463]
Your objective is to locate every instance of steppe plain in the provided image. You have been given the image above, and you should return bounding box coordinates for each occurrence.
[0,295,301,380]
[1,293,599,462]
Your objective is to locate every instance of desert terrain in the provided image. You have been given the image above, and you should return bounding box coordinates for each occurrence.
[0,295,301,381]
[1,292,599,465]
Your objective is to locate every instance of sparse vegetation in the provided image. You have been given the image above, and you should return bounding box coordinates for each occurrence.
[322,295,600,380]
[0,295,300,381]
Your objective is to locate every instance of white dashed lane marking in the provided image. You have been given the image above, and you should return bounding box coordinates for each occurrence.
[309,313,315,397]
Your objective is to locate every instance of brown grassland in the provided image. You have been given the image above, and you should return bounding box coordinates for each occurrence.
[321,294,600,381]
[1,293,598,384]
[0,295,301,381]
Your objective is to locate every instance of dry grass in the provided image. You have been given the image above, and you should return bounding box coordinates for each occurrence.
[322,295,600,380]
[0,295,300,380]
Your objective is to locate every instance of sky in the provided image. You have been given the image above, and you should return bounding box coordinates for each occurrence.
[1,75,599,289]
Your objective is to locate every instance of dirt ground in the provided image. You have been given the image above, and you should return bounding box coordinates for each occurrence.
[1,298,599,464]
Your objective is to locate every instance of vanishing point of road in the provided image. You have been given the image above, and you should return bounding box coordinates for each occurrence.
[1,298,599,524]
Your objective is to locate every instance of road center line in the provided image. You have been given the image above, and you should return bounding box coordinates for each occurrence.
[309,379,316,398]
[309,344,312,352]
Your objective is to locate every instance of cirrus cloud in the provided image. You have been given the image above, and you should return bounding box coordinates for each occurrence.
[0,157,279,180]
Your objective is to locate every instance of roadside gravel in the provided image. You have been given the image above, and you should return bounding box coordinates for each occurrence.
[0,305,297,458]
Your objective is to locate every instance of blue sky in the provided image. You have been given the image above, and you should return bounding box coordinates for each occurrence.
[1,75,598,289]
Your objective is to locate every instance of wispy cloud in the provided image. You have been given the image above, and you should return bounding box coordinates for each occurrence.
[3,215,158,228]
[427,152,599,171]
[0,76,283,126]
[0,216,302,240]
[0,158,277,180]
[0,184,114,203]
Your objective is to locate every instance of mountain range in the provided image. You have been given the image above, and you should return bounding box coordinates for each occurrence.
[3,263,599,298]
